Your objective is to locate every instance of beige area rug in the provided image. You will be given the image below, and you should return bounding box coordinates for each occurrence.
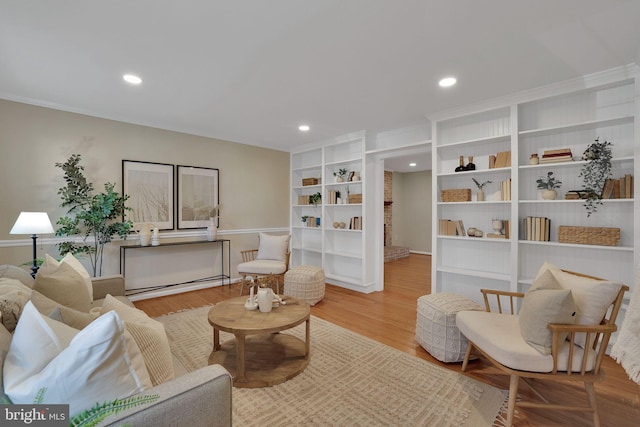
[156,306,506,426]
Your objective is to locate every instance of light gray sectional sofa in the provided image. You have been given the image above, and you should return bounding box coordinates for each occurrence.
[0,266,232,427]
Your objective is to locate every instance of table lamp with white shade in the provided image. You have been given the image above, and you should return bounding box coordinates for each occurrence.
[10,212,55,277]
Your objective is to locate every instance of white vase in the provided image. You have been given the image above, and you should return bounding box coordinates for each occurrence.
[477,190,485,202]
[257,287,274,313]
[206,217,217,241]
[336,176,344,183]
[139,233,151,246]
[542,189,557,200]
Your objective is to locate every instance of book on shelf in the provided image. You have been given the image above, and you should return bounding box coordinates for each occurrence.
[602,175,634,199]
[540,148,573,163]
[438,219,465,236]
[500,179,511,201]
[349,216,363,230]
[298,195,310,205]
[523,216,550,241]
[492,151,511,168]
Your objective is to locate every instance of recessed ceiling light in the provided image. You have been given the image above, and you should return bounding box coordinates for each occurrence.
[409,163,417,167]
[298,125,310,132]
[123,74,142,85]
[439,77,457,88]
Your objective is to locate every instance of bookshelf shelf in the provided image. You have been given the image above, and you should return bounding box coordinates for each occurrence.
[430,66,637,306]
[290,132,369,290]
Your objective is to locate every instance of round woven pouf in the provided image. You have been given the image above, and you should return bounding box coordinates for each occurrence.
[284,265,325,306]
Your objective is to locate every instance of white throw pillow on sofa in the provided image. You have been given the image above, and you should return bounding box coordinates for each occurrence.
[3,301,150,416]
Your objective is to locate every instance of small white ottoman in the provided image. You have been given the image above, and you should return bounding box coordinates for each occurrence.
[284,265,325,306]
[415,293,483,363]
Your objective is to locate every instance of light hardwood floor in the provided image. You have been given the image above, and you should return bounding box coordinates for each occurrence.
[134,254,640,426]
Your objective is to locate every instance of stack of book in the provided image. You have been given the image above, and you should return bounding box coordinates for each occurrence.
[523,216,551,241]
[349,216,363,230]
[307,216,319,227]
[298,195,310,205]
[601,174,634,199]
[326,190,342,204]
[438,219,466,236]
[540,148,573,163]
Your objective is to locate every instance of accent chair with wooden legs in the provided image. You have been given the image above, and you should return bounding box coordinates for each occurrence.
[238,232,290,295]
[456,262,628,427]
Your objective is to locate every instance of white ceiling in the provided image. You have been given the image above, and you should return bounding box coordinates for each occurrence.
[1,1,639,153]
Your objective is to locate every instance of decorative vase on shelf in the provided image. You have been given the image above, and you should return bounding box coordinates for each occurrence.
[206,217,217,241]
[542,189,557,200]
[477,190,485,202]
[336,176,344,183]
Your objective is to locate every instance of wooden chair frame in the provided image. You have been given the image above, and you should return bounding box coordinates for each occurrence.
[238,249,290,296]
[461,271,628,427]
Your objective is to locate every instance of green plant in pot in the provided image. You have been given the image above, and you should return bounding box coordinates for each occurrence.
[309,192,322,207]
[333,168,347,182]
[579,138,613,216]
[301,215,309,226]
[536,171,562,200]
[55,154,133,276]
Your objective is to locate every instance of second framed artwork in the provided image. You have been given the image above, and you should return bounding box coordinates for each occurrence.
[177,165,220,229]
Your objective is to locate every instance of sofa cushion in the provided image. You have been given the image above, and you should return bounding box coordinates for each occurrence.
[101,294,175,386]
[535,262,623,348]
[0,278,32,332]
[256,233,290,262]
[238,260,287,275]
[457,310,595,373]
[33,261,91,312]
[57,253,94,301]
[49,305,99,330]
[519,270,576,355]
[0,265,34,288]
[3,302,150,416]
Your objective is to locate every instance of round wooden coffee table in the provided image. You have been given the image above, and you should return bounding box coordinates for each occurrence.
[207,296,310,388]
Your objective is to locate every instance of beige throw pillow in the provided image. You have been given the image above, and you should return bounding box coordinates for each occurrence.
[49,305,99,330]
[519,270,577,355]
[0,278,33,332]
[101,294,174,386]
[33,261,91,312]
[535,262,623,348]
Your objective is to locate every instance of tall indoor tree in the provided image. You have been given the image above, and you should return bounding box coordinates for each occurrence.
[55,154,133,276]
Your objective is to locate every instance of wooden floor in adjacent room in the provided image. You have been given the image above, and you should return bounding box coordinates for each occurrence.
[134,254,640,426]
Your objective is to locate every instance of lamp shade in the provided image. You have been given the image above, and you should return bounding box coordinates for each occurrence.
[10,212,55,235]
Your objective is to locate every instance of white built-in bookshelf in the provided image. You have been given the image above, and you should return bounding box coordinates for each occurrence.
[290,131,373,291]
[430,65,639,311]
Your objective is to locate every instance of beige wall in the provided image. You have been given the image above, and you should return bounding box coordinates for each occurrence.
[0,100,290,280]
[391,170,432,253]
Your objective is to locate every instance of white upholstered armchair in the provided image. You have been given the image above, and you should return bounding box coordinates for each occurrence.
[238,233,290,295]
[456,262,628,427]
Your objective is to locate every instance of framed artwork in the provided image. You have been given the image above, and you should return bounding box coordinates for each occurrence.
[177,165,220,229]
[122,160,174,230]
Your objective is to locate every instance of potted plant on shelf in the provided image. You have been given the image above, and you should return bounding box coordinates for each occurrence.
[536,171,562,200]
[301,216,309,227]
[579,138,613,216]
[333,168,347,183]
[309,192,322,207]
[472,178,492,202]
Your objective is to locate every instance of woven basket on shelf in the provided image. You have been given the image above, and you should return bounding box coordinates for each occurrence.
[558,226,620,246]
[441,189,471,202]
